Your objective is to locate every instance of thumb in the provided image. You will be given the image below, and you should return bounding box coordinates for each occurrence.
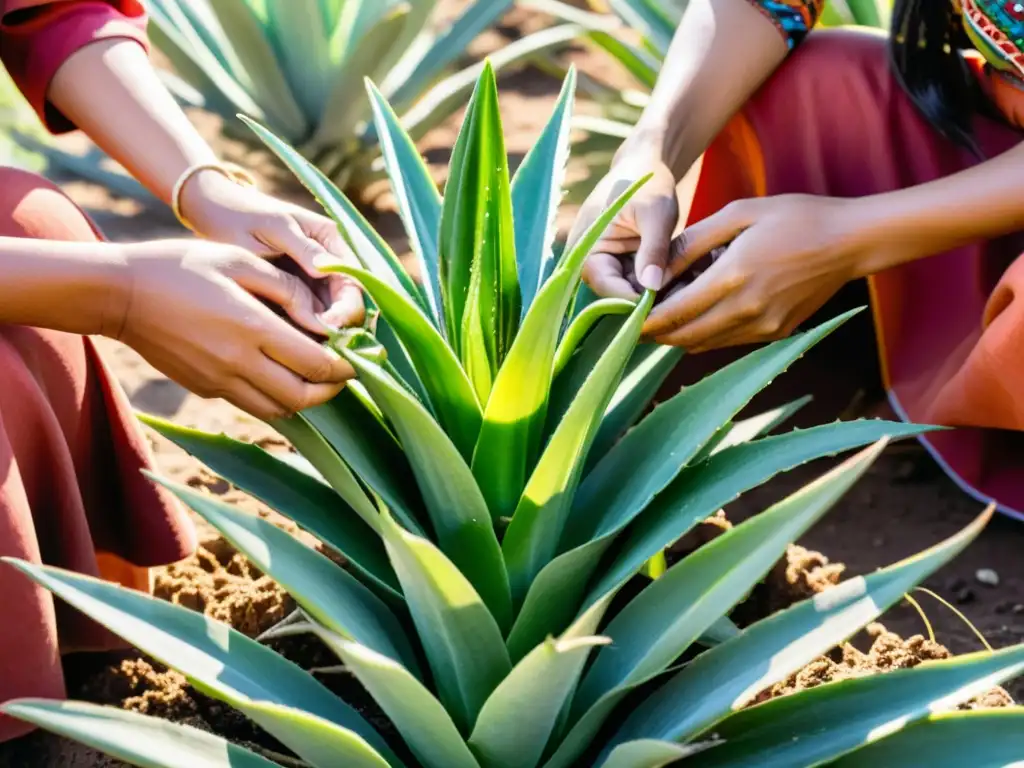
[667,200,756,280]
[633,196,679,291]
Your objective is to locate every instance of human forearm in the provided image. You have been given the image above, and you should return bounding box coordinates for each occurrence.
[850,143,1024,277]
[46,38,216,205]
[618,0,788,176]
[0,239,128,335]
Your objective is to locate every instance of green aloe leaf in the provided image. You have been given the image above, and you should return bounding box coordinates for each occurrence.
[387,0,515,111]
[313,628,480,768]
[265,0,332,120]
[146,0,264,122]
[565,311,858,551]
[339,345,512,629]
[506,533,611,663]
[571,442,885,725]
[399,25,586,144]
[377,511,511,735]
[138,415,398,602]
[548,315,628,436]
[0,700,281,768]
[553,298,636,377]
[703,395,813,459]
[472,175,651,523]
[375,315,431,406]
[366,79,444,323]
[301,388,429,536]
[324,263,482,459]
[312,3,412,150]
[607,509,993,748]
[509,419,928,662]
[585,343,683,471]
[503,292,654,605]
[469,596,613,768]
[829,709,1024,767]
[586,31,661,88]
[546,443,887,768]
[1,560,402,768]
[172,0,242,77]
[206,0,307,137]
[242,116,424,310]
[268,413,380,525]
[605,0,677,54]
[511,66,577,313]
[590,419,936,607]
[678,645,1024,767]
[153,477,419,676]
[848,0,890,26]
[599,739,710,768]
[440,62,520,398]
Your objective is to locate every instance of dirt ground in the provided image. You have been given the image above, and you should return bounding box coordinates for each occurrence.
[2,3,1024,766]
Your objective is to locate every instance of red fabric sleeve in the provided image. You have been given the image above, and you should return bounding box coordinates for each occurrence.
[0,0,149,134]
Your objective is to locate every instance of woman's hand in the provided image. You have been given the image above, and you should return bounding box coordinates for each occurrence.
[645,194,876,351]
[572,153,684,296]
[113,239,355,421]
[178,170,364,329]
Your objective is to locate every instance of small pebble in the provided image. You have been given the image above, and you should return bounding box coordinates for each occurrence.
[976,568,1000,587]
[1013,604,1024,615]
[955,587,976,605]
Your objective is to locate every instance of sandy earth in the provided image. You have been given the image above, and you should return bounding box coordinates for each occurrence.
[2,2,1024,765]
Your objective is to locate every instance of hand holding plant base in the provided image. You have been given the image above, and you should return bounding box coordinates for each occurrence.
[573,150,682,298]
[177,170,366,329]
[3,64,1024,768]
[113,240,355,421]
[644,194,875,351]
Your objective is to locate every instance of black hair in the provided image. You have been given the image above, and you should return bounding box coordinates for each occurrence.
[889,0,984,156]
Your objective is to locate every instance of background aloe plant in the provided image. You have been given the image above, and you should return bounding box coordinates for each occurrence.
[25,0,583,194]
[3,63,1022,768]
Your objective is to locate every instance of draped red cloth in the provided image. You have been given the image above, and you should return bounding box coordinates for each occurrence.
[672,28,1024,516]
[0,0,195,743]
[0,0,148,132]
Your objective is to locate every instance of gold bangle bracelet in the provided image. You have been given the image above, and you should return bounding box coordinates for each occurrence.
[170,161,257,232]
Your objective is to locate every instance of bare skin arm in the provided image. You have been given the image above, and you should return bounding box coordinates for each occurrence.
[572,0,787,294]
[47,39,362,327]
[0,236,355,420]
[577,1,1024,353]
[653,142,1024,350]
[0,38,362,420]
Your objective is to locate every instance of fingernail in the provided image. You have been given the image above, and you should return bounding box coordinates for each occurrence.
[640,265,664,291]
[318,311,342,331]
[313,253,343,271]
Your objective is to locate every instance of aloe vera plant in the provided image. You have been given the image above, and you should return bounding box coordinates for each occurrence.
[4,63,1022,768]
[35,0,582,192]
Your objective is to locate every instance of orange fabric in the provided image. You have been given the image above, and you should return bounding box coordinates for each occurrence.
[686,111,767,227]
[670,28,1024,515]
[928,255,1024,429]
[0,0,148,133]
[0,168,195,743]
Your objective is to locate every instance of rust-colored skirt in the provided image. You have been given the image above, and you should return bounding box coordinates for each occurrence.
[0,169,196,742]
[671,28,1024,516]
